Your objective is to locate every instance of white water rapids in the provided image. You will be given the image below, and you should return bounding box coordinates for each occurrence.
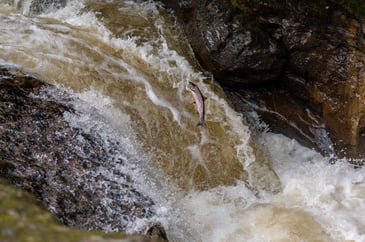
[0,0,364,241]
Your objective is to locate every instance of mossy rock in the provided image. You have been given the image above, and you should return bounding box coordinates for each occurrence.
[0,178,164,242]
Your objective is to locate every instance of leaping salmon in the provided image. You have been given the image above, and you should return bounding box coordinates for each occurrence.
[188,82,207,128]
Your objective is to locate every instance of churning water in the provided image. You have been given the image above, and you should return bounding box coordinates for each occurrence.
[0,0,364,241]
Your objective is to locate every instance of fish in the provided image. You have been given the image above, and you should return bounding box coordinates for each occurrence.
[188,82,207,128]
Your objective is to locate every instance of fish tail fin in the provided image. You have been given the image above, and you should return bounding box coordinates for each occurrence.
[197,120,207,128]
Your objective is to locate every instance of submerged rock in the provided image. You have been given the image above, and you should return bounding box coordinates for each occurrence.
[0,177,165,242]
[162,0,365,162]
[0,68,165,237]
[13,0,67,15]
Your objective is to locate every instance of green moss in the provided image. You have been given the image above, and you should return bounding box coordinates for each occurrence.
[0,178,163,242]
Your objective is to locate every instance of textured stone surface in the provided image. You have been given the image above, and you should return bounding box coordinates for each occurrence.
[162,0,286,87]
[163,0,365,162]
[0,178,165,242]
[0,68,166,237]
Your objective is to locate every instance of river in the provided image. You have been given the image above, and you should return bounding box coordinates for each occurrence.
[0,0,364,241]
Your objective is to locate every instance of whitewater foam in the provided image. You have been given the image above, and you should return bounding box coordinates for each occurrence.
[1,1,364,241]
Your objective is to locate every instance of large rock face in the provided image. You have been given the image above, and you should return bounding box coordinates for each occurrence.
[0,178,164,242]
[163,0,287,87]
[162,0,365,162]
[0,68,166,238]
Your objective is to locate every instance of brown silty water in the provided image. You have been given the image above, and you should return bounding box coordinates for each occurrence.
[0,0,279,191]
[1,1,364,242]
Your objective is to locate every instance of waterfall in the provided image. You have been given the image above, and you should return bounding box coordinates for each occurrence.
[0,1,364,241]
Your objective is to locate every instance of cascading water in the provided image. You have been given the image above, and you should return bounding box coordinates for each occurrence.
[13,0,66,15]
[0,0,364,241]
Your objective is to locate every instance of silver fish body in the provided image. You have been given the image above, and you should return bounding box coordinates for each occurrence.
[188,82,207,128]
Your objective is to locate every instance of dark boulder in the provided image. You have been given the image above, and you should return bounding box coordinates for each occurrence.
[162,0,287,87]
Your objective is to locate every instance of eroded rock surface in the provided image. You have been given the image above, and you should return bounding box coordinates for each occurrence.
[0,178,165,242]
[163,0,365,162]
[0,68,165,236]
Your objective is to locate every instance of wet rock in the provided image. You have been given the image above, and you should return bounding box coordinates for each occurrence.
[226,2,365,162]
[163,0,365,162]
[162,0,286,87]
[0,68,165,236]
[146,223,168,241]
[0,177,165,242]
[14,0,67,15]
